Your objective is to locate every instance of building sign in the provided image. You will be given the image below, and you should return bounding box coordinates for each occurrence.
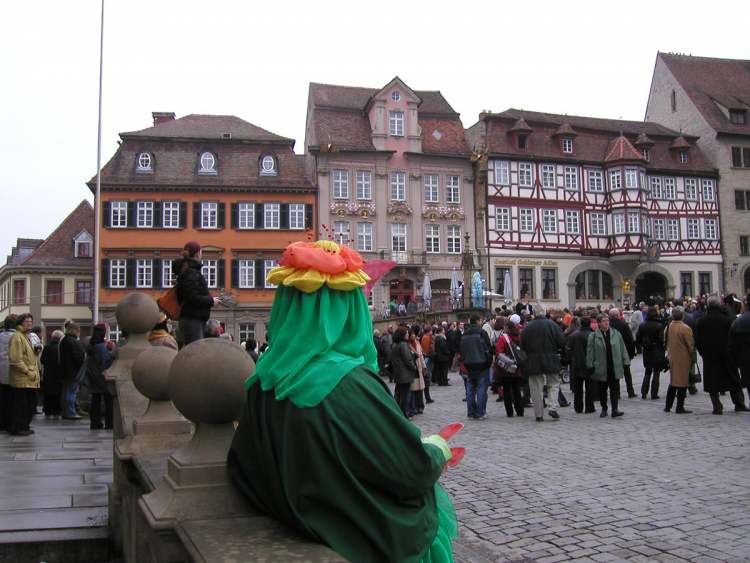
[493,259,558,266]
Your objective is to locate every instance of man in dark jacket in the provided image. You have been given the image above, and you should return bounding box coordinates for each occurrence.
[608,309,637,398]
[175,241,219,347]
[636,308,667,399]
[59,321,85,420]
[729,294,750,405]
[459,315,493,420]
[521,306,566,421]
[695,297,748,414]
[565,317,595,414]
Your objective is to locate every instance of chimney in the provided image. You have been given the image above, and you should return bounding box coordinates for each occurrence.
[152,112,176,126]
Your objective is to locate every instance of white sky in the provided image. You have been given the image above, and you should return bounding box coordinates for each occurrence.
[1,0,747,258]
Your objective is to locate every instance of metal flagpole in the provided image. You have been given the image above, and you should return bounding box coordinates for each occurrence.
[93,0,105,324]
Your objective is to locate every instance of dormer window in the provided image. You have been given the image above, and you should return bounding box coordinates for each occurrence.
[74,231,93,258]
[391,91,401,102]
[199,151,217,175]
[642,148,651,162]
[518,134,528,150]
[561,138,573,153]
[679,149,688,164]
[136,152,153,172]
[260,155,277,176]
[730,109,747,125]
[389,111,404,137]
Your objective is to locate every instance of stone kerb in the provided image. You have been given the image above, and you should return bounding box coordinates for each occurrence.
[138,338,256,528]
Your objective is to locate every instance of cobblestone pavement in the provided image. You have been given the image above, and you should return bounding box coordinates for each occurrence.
[408,359,750,563]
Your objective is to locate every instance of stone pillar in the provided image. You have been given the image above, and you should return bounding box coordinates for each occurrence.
[139,338,256,528]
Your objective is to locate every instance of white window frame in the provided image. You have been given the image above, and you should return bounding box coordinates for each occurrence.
[562,138,574,153]
[649,176,663,199]
[356,171,372,200]
[587,169,603,192]
[663,177,676,200]
[627,212,640,234]
[589,212,606,236]
[542,209,557,233]
[264,203,280,229]
[332,170,348,199]
[495,207,511,231]
[653,219,666,240]
[199,152,217,174]
[625,168,638,189]
[687,218,701,239]
[609,168,622,190]
[74,232,93,258]
[333,221,349,246]
[260,155,276,176]
[520,208,534,233]
[541,164,555,188]
[238,202,255,229]
[518,162,533,187]
[391,223,406,252]
[613,213,626,235]
[239,259,255,289]
[425,224,440,253]
[667,219,680,241]
[704,219,718,240]
[447,225,461,254]
[137,201,153,228]
[163,201,180,228]
[136,259,153,289]
[565,210,580,234]
[391,90,400,102]
[264,260,279,289]
[495,161,510,185]
[389,111,404,136]
[137,152,152,172]
[684,179,698,201]
[238,323,256,342]
[357,223,373,252]
[446,175,460,203]
[111,201,128,228]
[702,179,715,202]
[679,149,688,164]
[564,166,578,190]
[110,259,126,288]
[202,260,218,289]
[289,203,305,230]
[201,202,218,229]
[162,259,174,288]
[424,174,439,203]
[390,171,406,201]
[642,148,651,162]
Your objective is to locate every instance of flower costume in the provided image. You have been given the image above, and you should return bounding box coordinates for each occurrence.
[228,240,459,562]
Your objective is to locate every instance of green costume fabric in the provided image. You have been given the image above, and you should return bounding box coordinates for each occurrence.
[247,285,378,407]
[228,366,457,563]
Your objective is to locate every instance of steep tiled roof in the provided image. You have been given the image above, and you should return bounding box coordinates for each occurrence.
[635,132,655,146]
[121,114,294,144]
[476,109,714,173]
[604,135,644,163]
[553,122,577,137]
[659,53,750,136]
[21,200,94,269]
[308,81,468,156]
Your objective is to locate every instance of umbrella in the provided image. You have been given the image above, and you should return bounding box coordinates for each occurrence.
[503,270,513,301]
[422,272,432,306]
[450,269,461,307]
[483,290,503,299]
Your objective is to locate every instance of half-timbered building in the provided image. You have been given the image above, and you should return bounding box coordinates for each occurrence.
[467,109,722,309]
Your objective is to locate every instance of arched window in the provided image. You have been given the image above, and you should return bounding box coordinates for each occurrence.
[136,152,152,171]
[260,155,277,176]
[199,152,217,174]
[575,270,613,300]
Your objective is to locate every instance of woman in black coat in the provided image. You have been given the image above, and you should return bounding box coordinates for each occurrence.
[40,331,64,417]
[694,299,748,414]
[636,308,667,400]
[175,241,219,347]
[85,324,116,430]
[389,326,417,419]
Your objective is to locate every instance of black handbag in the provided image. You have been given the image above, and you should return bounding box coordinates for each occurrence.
[689,362,702,384]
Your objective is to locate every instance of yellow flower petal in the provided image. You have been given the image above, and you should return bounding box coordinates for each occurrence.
[267,265,296,286]
[327,270,369,290]
[283,268,328,293]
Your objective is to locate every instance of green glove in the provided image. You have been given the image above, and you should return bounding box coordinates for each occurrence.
[421,434,452,463]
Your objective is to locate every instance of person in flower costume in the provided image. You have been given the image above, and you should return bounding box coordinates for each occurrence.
[228,239,462,563]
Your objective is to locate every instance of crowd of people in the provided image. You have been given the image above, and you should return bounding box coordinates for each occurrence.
[373,293,750,422]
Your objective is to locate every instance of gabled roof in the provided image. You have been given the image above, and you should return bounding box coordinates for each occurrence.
[19,200,94,269]
[553,122,577,137]
[121,114,294,144]
[604,135,644,163]
[634,132,655,146]
[669,135,691,149]
[659,52,750,136]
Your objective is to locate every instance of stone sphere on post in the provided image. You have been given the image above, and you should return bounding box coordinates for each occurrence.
[132,347,177,401]
[169,339,252,424]
[115,293,161,335]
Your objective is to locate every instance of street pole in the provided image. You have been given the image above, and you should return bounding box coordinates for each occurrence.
[93,0,105,324]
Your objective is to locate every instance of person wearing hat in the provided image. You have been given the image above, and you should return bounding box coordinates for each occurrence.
[174,241,220,346]
[85,323,116,430]
[149,313,178,350]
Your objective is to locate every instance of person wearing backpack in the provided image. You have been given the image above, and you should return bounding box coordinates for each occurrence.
[494,319,524,417]
[459,314,493,420]
[521,306,566,421]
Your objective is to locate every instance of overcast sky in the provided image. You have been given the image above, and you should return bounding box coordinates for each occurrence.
[1,0,746,257]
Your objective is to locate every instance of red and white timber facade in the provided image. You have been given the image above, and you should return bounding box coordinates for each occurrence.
[467,109,722,309]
